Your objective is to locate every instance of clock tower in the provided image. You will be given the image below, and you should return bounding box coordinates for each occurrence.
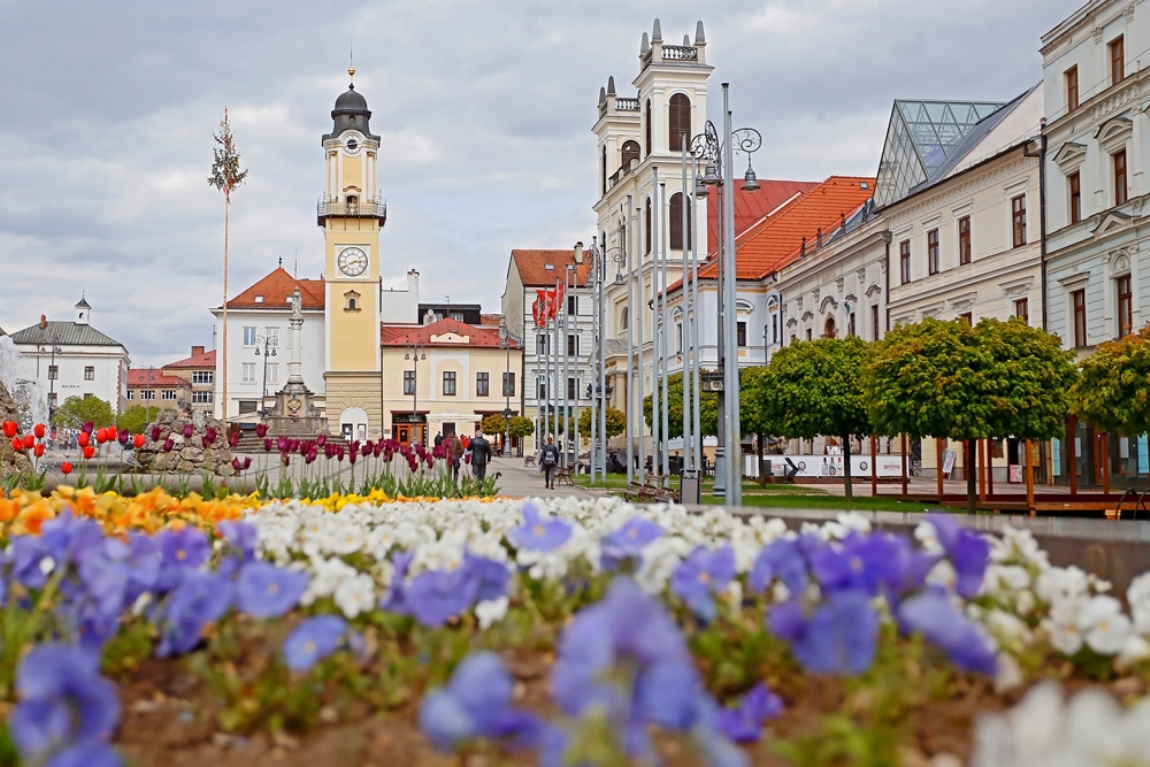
[319,68,386,439]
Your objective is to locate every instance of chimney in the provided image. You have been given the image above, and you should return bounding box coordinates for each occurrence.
[39,315,46,329]
[573,241,584,264]
[192,345,205,357]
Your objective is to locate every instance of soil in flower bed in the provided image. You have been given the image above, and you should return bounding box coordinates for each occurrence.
[110,645,1140,767]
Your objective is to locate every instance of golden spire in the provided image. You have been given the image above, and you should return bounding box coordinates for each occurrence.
[348,44,355,87]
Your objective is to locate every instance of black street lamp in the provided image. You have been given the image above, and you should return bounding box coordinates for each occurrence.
[404,342,426,444]
[39,333,63,426]
[499,321,512,456]
[254,334,278,416]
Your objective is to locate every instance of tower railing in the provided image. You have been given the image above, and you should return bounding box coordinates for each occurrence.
[316,197,388,226]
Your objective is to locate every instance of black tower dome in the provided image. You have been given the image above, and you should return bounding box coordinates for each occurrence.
[324,70,379,142]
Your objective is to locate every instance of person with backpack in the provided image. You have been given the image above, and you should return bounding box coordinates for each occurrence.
[539,435,560,490]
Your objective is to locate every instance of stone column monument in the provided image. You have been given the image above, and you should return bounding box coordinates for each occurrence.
[265,288,329,437]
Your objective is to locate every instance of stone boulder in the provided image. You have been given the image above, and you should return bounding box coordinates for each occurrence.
[134,404,235,477]
[0,379,30,474]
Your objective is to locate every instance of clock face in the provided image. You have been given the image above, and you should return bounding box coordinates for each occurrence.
[343,134,361,155]
[337,247,368,277]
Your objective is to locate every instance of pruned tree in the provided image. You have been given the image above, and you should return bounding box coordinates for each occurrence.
[1072,323,1150,436]
[748,337,872,498]
[643,371,719,438]
[53,396,114,430]
[863,317,1077,513]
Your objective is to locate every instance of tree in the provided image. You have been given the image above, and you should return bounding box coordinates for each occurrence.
[748,337,872,498]
[208,108,248,422]
[53,396,114,430]
[642,371,719,438]
[1073,324,1150,436]
[508,416,534,438]
[481,413,508,436]
[115,405,151,436]
[863,317,1077,513]
[577,406,626,438]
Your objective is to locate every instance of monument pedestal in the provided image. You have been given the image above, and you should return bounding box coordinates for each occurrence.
[264,381,328,438]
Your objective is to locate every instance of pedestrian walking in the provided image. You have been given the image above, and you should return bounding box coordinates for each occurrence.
[470,429,492,482]
[444,431,464,483]
[434,431,444,448]
[539,436,560,490]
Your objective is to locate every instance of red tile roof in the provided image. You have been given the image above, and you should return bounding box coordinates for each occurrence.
[698,176,875,282]
[380,317,521,348]
[228,267,325,309]
[164,349,217,369]
[510,250,593,288]
[706,179,819,248]
[126,369,190,387]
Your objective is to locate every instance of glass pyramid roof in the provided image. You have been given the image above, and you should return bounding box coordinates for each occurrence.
[873,100,1004,209]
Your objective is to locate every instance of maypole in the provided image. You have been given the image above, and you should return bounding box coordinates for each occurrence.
[208,109,248,423]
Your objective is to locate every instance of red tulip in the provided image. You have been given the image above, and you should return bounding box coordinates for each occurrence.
[348,451,357,466]
[61,461,72,475]
[204,427,217,446]
[242,457,251,470]
[107,426,118,442]
[316,434,327,447]
[22,434,35,450]
[281,454,291,467]
[33,423,45,439]
[2,421,16,439]
[33,443,44,458]
[82,445,95,460]
[96,428,108,444]
[11,437,22,452]
[77,431,89,448]
[133,434,145,449]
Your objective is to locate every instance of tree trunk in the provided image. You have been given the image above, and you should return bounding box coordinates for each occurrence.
[965,439,977,515]
[843,434,853,500]
[756,432,766,487]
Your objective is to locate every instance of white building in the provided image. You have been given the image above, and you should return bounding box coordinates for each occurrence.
[7,297,130,416]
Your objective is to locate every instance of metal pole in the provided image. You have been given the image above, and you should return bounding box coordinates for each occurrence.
[637,180,648,484]
[681,135,692,472]
[651,171,661,480]
[722,84,743,507]
[690,167,702,474]
[553,278,561,451]
[598,238,608,483]
[713,174,727,501]
[626,197,635,486]
[562,267,572,469]
[588,249,598,480]
[573,266,580,475]
[660,181,671,483]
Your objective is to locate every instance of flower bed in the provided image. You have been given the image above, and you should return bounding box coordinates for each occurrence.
[2,495,1149,766]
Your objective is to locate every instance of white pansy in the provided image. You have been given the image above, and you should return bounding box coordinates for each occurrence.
[475,596,510,629]
[836,511,872,536]
[333,573,375,619]
[1077,595,1131,656]
[1036,566,1089,605]
[1117,634,1150,668]
[914,520,942,554]
[1127,572,1150,634]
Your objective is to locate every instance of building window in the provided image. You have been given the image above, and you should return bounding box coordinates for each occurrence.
[538,381,547,401]
[676,323,683,353]
[645,99,652,156]
[243,326,257,346]
[477,372,490,397]
[619,308,629,331]
[1114,149,1128,206]
[242,363,256,383]
[537,334,549,355]
[1069,171,1082,224]
[1072,289,1088,347]
[847,312,856,337]
[192,371,214,385]
[403,370,415,395]
[567,377,577,400]
[805,328,813,342]
[621,140,640,170]
[567,294,577,315]
[266,364,278,384]
[48,365,58,380]
[502,371,515,397]
[958,312,973,326]
[83,393,93,399]
[871,305,880,341]
[1014,298,1029,323]
[1117,275,1133,338]
[1110,35,1125,86]
[669,192,692,250]
[958,216,971,265]
[568,334,577,356]
[238,401,258,414]
[126,390,134,400]
[1065,66,1079,113]
[601,145,607,196]
[927,228,940,275]
[443,371,456,396]
[1011,195,1027,247]
[644,197,652,254]
[899,240,911,284]
[668,93,691,151]
[84,366,95,381]
[192,391,213,405]
[737,321,747,347]
[141,390,156,401]
[162,390,178,401]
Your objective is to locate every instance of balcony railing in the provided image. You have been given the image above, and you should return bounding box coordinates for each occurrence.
[317,197,388,226]
[661,45,698,62]
[616,97,639,111]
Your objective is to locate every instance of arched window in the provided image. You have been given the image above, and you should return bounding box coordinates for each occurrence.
[645,100,652,156]
[601,146,607,196]
[668,192,692,250]
[668,93,691,151]
[644,197,653,254]
[620,307,629,331]
[621,140,640,170]
[823,316,837,339]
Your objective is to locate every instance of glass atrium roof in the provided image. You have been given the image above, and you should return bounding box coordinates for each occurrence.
[873,100,1004,209]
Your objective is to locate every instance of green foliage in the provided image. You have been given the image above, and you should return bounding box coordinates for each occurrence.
[578,406,626,438]
[642,371,719,437]
[481,413,508,436]
[863,317,1077,441]
[481,413,534,440]
[52,395,114,430]
[749,337,872,441]
[508,415,534,438]
[1072,324,1150,436]
[115,404,151,436]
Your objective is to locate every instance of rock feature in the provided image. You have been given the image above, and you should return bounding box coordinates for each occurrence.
[0,379,29,473]
[134,403,235,477]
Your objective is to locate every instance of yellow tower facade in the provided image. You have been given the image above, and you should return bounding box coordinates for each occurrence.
[319,69,386,440]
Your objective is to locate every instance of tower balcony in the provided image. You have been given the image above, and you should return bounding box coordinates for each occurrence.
[316,196,388,227]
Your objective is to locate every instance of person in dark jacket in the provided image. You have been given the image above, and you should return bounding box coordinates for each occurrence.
[470,429,492,481]
[539,436,560,489]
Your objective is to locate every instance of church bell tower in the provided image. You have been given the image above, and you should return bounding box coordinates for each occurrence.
[320,68,386,439]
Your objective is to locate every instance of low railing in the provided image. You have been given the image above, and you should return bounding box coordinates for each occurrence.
[316,198,388,225]
[615,97,639,111]
[660,45,698,62]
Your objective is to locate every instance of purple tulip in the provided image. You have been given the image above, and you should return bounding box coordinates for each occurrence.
[348,451,358,466]
[82,422,94,435]
[231,457,243,472]
[242,456,251,470]
[256,423,268,438]
[150,425,162,442]
[283,615,348,672]
[117,430,130,446]
[229,431,240,448]
[182,423,194,439]
[316,433,327,447]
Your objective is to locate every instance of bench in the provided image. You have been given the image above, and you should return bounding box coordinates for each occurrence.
[624,480,680,504]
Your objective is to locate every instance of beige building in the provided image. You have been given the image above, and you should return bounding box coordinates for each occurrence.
[162,346,217,415]
[380,317,522,451]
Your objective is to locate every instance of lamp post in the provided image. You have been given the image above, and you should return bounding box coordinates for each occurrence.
[499,321,512,457]
[254,334,278,417]
[39,333,63,426]
[145,366,156,425]
[404,341,426,444]
[690,83,762,506]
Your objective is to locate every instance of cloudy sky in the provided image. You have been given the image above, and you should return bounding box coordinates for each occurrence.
[0,0,1083,367]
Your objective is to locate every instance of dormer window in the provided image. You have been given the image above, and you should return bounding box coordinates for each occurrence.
[254,295,264,303]
[544,264,555,271]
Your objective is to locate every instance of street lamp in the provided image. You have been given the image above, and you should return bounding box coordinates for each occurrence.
[404,342,426,444]
[254,334,278,417]
[498,321,512,457]
[689,83,762,506]
[39,333,63,426]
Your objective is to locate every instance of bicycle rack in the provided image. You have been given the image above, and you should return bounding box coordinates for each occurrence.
[1115,487,1150,520]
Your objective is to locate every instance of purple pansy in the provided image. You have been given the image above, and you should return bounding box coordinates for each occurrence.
[769,590,878,676]
[283,615,349,672]
[898,589,997,674]
[926,513,990,597]
[509,503,572,552]
[235,561,309,619]
[600,518,663,571]
[671,545,736,622]
[716,683,784,743]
